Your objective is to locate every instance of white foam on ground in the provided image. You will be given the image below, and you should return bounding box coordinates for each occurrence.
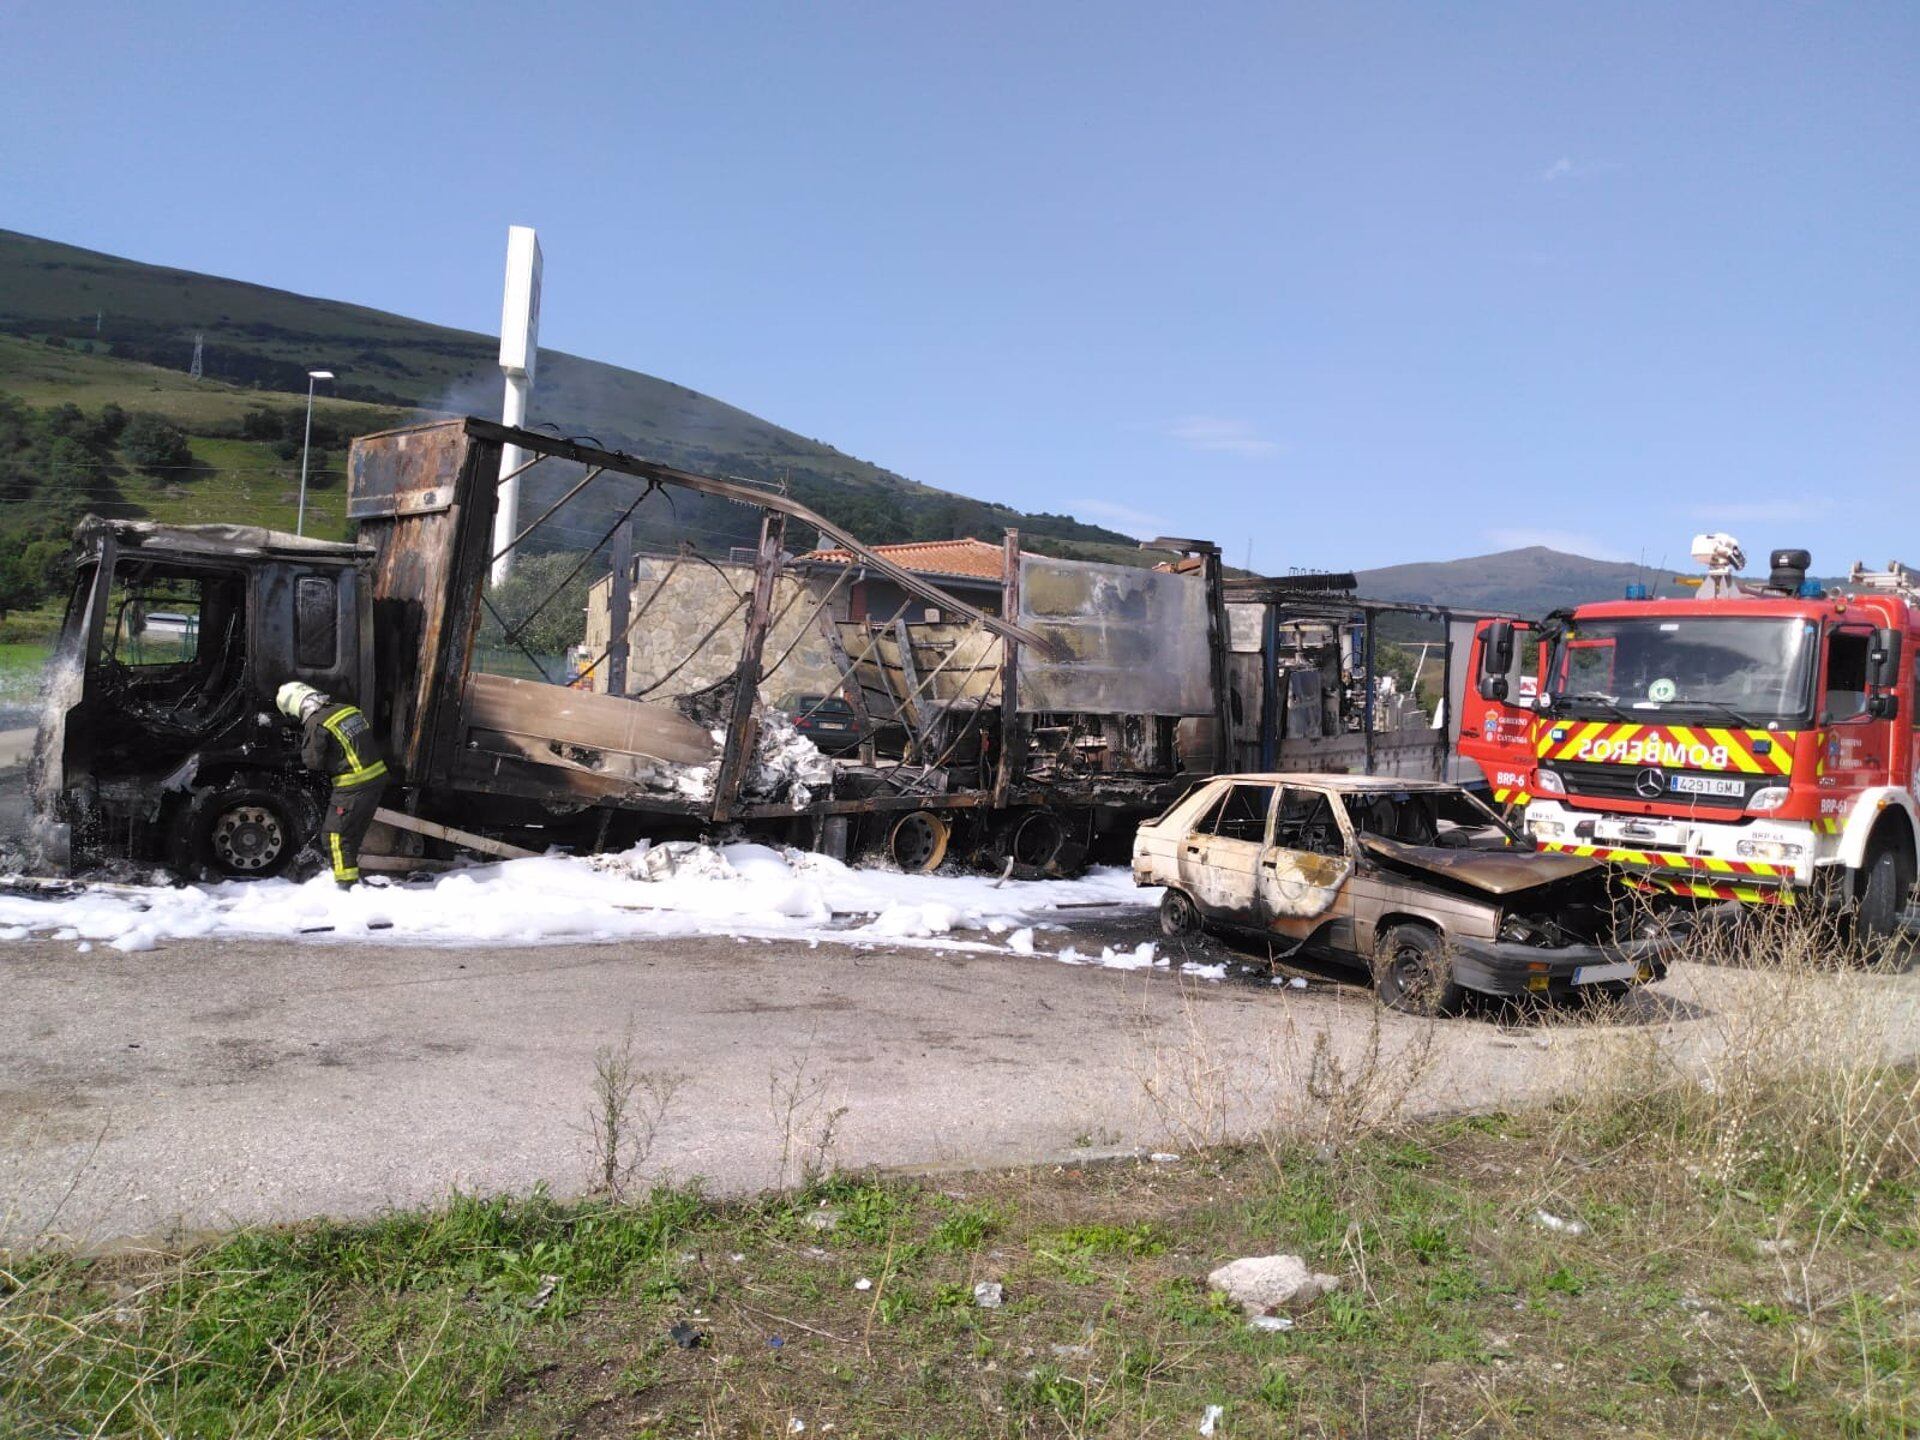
[0,845,1181,973]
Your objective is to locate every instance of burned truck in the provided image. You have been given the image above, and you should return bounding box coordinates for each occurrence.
[35,420,1231,879]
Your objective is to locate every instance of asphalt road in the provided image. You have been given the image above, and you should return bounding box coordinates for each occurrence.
[0,911,1647,1248]
[9,904,1917,1249]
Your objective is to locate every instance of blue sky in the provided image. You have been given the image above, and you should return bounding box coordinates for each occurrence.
[3,1,1915,573]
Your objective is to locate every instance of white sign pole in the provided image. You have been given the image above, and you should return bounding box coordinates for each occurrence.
[491,225,542,588]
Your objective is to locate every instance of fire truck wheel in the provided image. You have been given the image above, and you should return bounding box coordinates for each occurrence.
[183,781,312,881]
[1854,842,1915,947]
[1373,923,1464,1017]
[1159,889,1203,938]
[888,811,950,873]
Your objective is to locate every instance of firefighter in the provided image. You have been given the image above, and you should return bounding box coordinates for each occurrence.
[275,682,388,887]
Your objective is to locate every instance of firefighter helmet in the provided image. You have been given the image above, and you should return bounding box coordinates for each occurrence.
[275,681,326,721]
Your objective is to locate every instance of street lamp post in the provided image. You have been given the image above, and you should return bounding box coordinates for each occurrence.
[297,369,334,536]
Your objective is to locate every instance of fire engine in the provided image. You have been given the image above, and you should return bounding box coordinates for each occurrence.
[1460,536,1920,938]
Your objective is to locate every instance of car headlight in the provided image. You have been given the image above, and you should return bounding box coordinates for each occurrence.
[1533,768,1566,796]
[1737,838,1806,861]
[1529,818,1566,839]
[1746,786,1789,813]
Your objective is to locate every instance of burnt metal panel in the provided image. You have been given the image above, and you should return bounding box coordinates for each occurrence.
[347,420,499,784]
[347,422,465,520]
[1014,556,1213,716]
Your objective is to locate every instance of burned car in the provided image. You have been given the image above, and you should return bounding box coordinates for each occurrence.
[1132,773,1670,1012]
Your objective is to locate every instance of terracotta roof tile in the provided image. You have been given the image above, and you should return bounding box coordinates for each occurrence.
[801,536,1011,581]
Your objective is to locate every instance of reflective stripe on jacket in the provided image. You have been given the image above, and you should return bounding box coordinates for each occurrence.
[301,702,388,789]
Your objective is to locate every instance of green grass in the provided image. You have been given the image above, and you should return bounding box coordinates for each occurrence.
[0,332,404,434]
[7,1079,1916,1439]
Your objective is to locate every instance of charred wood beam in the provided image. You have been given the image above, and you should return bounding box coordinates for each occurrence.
[710,510,786,821]
[371,806,541,861]
[1200,545,1233,771]
[464,419,1061,657]
[994,528,1023,806]
[892,617,931,759]
[607,520,632,694]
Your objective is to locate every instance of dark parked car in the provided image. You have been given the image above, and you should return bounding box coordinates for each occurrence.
[782,693,866,754]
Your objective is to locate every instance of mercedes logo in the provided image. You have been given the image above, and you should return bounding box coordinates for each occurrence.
[1634,767,1667,800]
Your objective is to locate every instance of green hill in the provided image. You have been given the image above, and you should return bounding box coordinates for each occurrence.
[0,228,1141,563]
[1355,545,1676,618]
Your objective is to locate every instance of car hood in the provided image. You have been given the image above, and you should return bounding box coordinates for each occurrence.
[1358,836,1601,896]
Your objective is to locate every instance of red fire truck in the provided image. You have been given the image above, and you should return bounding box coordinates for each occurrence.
[1460,540,1920,937]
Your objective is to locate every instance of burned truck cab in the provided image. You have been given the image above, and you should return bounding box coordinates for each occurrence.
[40,519,374,878]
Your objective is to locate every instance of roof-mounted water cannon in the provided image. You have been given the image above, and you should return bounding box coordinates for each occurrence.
[1689,532,1745,599]
[1767,548,1819,598]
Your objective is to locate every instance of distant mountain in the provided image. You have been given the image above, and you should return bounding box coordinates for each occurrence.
[1355,546,1671,618]
[0,229,1141,562]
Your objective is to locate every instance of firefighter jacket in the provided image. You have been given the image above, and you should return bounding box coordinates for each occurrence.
[299,702,389,790]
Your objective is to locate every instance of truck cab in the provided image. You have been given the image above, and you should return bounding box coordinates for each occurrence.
[38,519,373,878]
[1460,544,1920,935]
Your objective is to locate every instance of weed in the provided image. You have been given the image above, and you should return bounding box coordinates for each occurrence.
[767,1039,849,1187]
[928,1199,1005,1253]
[1257,1365,1297,1411]
[584,1015,683,1199]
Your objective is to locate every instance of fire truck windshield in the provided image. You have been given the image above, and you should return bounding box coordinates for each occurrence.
[1550,616,1817,723]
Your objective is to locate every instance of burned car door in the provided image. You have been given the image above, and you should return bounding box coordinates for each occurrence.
[1256,784,1354,923]
[1177,780,1277,920]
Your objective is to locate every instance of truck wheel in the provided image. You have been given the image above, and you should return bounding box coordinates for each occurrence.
[1159,889,1203,938]
[1854,842,1915,947]
[185,783,310,880]
[1372,923,1464,1017]
[888,810,950,873]
[998,809,1091,880]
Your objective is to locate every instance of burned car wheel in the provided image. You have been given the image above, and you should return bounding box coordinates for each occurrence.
[1372,923,1464,1017]
[184,783,311,880]
[1159,889,1203,938]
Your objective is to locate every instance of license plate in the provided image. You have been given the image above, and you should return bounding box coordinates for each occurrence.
[1670,773,1745,798]
[1573,960,1636,986]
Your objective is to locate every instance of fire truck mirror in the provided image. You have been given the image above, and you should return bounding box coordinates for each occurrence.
[1868,627,1903,689]
[1476,620,1515,702]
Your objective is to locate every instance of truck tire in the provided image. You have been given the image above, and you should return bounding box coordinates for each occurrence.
[1372,923,1464,1017]
[184,781,312,880]
[1854,842,1914,947]
[888,810,950,873]
[1159,888,1203,938]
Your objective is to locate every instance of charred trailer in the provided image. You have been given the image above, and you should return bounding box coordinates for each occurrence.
[34,520,376,878]
[36,418,1246,880]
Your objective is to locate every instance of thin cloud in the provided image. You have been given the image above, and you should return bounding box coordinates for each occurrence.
[1071,498,1172,539]
[1166,415,1279,458]
[1485,527,1630,562]
[1539,156,1624,183]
